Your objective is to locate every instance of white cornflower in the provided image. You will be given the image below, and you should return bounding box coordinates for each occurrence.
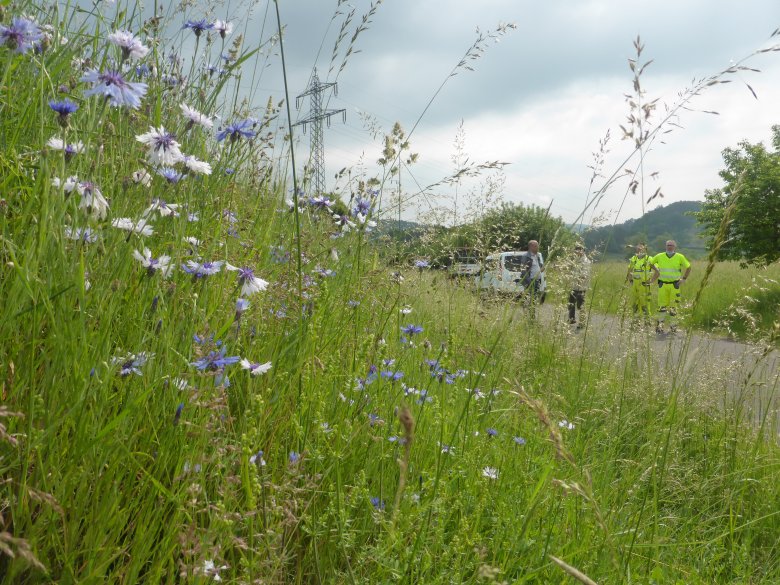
[212,20,233,38]
[135,126,183,165]
[240,359,272,376]
[143,198,180,218]
[133,248,173,277]
[131,169,152,187]
[112,217,154,236]
[77,181,109,219]
[52,175,79,192]
[183,236,201,248]
[226,264,269,296]
[182,155,212,175]
[107,30,150,60]
[482,466,499,480]
[64,226,98,243]
[201,559,227,581]
[400,305,413,315]
[558,419,575,430]
[47,136,85,156]
[180,103,213,129]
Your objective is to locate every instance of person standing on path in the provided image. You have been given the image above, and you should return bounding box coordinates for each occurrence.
[649,240,691,333]
[626,243,659,321]
[568,244,591,328]
[520,240,547,316]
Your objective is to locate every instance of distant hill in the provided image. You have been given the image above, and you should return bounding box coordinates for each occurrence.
[582,201,706,258]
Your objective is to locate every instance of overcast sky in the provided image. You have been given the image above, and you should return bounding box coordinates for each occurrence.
[226,0,780,225]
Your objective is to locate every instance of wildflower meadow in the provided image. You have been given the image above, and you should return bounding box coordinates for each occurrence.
[1,1,779,584]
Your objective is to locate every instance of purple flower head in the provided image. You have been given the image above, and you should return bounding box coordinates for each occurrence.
[370,497,385,510]
[368,413,382,427]
[227,265,269,296]
[136,127,183,165]
[191,345,240,371]
[401,324,423,336]
[49,99,79,116]
[64,226,98,243]
[414,259,430,269]
[380,370,404,382]
[173,402,184,425]
[486,428,498,437]
[0,17,43,54]
[289,451,301,465]
[352,197,372,217]
[49,99,79,127]
[113,352,151,377]
[158,167,185,184]
[183,19,214,36]
[81,68,148,109]
[249,450,266,466]
[182,260,224,278]
[309,195,333,209]
[513,436,527,446]
[235,298,250,319]
[216,119,256,142]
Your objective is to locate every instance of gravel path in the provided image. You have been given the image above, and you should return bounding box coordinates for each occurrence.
[538,306,780,428]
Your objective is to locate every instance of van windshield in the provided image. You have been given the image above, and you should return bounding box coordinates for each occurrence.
[504,255,527,272]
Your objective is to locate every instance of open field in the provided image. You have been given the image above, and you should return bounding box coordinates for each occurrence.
[1,2,780,583]
[562,260,780,342]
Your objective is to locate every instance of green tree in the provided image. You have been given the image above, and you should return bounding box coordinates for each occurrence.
[693,126,780,266]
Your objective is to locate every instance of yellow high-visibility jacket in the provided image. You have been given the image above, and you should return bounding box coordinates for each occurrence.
[628,254,654,282]
[651,252,691,282]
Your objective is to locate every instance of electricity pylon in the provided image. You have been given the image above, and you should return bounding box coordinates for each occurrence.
[294,68,346,196]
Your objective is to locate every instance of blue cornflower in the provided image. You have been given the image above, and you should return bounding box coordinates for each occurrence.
[486,428,498,437]
[0,17,43,54]
[49,99,79,127]
[158,167,185,184]
[81,68,148,109]
[414,259,430,269]
[513,436,526,446]
[368,413,382,427]
[416,390,433,405]
[401,324,423,336]
[370,497,385,510]
[173,402,184,425]
[309,195,333,209]
[380,370,404,382]
[182,19,214,37]
[347,300,360,308]
[352,197,371,217]
[289,451,300,464]
[216,119,256,142]
[191,346,240,371]
[235,298,250,319]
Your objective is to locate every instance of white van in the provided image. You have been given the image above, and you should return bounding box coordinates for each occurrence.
[476,251,546,296]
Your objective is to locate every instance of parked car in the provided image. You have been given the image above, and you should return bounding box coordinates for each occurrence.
[475,251,546,296]
[448,248,481,278]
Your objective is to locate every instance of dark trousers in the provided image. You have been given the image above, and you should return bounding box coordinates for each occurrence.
[568,290,585,322]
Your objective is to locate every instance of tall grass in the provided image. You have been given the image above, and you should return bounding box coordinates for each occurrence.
[584,260,780,340]
[0,2,779,584]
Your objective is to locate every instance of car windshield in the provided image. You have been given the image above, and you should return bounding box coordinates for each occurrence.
[504,255,526,272]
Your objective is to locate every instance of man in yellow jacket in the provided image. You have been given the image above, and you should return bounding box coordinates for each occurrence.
[626,243,659,321]
[648,240,691,333]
